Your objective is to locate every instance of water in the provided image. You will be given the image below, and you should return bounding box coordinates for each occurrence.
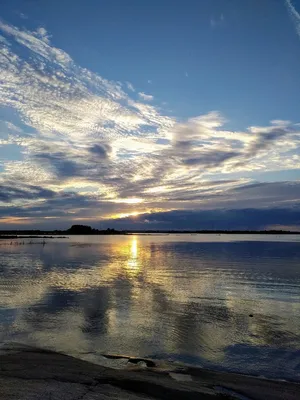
[1,234,300,380]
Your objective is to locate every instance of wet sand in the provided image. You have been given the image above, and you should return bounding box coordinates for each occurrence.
[0,345,300,399]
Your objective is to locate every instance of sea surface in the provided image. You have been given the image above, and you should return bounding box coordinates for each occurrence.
[0,234,300,380]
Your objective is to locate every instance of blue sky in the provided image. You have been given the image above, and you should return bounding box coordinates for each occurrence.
[1,0,300,230]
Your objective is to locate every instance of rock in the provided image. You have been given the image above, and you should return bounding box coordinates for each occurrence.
[0,345,299,400]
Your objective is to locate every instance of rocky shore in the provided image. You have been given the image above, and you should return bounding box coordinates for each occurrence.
[1,344,299,399]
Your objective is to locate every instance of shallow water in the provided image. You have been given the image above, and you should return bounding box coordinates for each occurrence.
[0,234,300,380]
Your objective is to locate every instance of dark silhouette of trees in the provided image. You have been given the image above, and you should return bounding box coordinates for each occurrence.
[67,225,119,235]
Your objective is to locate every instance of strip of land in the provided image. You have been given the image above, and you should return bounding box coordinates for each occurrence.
[0,344,299,400]
[1,223,300,236]
[0,235,67,239]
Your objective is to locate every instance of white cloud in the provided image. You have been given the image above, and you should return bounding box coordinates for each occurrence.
[35,27,51,44]
[138,92,154,101]
[0,21,72,66]
[286,0,300,38]
[125,81,135,92]
[0,21,172,145]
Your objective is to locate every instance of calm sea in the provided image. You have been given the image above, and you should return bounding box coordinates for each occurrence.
[1,234,300,380]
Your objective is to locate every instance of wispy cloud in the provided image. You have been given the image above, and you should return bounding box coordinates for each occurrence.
[0,20,300,227]
[18,13,28,20]
[286,0,300,38]
[210,14,225,29]
[126,81,135,92]
[34,27,51,44]
[138,92,154,101]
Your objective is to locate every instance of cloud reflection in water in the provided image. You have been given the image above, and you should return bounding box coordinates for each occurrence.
[0,235,300,380]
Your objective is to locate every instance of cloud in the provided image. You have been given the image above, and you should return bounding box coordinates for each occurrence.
[18,13,28,20]
[285,0,300,38]
[0,20,172,144]
[138,92,154,101]
[0,183,55,203]
[155,114,300,180]
[33,152,83,179]
[4,179,300,231]
[0,20,72,66]
[1,20,300,228]
[145,181,300,210]
[210,14,225,29]
[183,151,239,167]
[105,205,300,231]
[34,27,51,44]
[125,81,135,92]
[246,123,294,156]
[88,143,112,159]
[0,187,150,228]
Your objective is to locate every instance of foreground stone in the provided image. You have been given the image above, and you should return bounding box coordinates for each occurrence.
[0,345,299,399]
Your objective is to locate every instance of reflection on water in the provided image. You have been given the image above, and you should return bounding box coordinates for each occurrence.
[0,234,300,380]
[126,236,139,274]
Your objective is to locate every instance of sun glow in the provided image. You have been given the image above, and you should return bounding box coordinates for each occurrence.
[0,217,32,224]
[111,198,144,204]
[108,211,142,219]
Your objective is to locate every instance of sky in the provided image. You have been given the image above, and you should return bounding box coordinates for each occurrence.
[1,0,300,230]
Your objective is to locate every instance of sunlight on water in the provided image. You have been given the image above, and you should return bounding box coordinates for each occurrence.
[126,236,139,274]
[0,234,300,380]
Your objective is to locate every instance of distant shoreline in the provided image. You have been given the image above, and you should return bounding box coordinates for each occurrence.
[0,235,68,240]
[1,230,300,237]
[2,223,300,236]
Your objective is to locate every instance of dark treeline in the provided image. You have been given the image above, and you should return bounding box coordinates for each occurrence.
[0,224,300,236]
[0,225,121,236]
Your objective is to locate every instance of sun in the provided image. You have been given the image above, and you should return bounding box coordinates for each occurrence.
[116,198,143,204]
[109,210,141,219]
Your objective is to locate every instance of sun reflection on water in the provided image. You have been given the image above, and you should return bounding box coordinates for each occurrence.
[126,236,139,274]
